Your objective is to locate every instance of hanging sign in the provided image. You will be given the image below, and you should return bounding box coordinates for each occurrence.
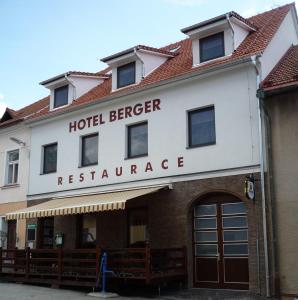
[245,175,255,200]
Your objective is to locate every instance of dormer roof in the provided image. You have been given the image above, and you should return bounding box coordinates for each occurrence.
[40,71,110,86]
[181,11,257,34]
[101,45,176,63]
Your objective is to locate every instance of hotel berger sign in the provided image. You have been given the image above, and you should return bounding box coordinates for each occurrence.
[57,99,185,187]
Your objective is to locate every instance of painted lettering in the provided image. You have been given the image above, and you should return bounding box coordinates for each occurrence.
[79,173,84,182]
[145,162,153,172]
[131,164,137,174]
[69,175,73,184]
[116,167,123,177]
[58,177,63,185]
[178,156,184,168]
[102,169,108,178]
[90,171,96,180]
[161,159,168,169]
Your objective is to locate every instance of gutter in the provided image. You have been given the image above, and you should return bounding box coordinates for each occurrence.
[134,48,145,79]
[226,13,235,51]
[64,74,76,101]
[25,55,254,126]
[252,55,271,298]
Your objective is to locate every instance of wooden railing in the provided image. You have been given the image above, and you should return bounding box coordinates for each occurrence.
[0,246,187,287]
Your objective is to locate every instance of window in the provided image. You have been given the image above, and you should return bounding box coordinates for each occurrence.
[81,133,98,167]
[81,214,96,248]
[6,150,19,185]
[188,106,216,147]
[43,143,57,174]
[200,32,224,63]
[117,62,136,88]
[54,85,68,108]
[127,122,148,158]
[129,209,148,247]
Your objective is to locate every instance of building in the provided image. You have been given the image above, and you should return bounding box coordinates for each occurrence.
[0,98,49,249]
[1,3,297,298]
[261,45,298,300]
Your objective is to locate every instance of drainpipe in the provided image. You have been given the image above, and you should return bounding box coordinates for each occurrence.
[226,13,235,51]
[252,55,271,298]
[134,48,145,79]
[64,74,76,101]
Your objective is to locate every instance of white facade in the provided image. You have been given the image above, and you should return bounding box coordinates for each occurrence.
[0,124,31,248]
[28,63,261,199]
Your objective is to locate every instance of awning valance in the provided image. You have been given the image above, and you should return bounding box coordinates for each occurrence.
[6,186,167,220]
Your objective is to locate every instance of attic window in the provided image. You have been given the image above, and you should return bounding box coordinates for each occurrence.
[54,85,68,108]
[200,32,225,63]
[117,62,136,89]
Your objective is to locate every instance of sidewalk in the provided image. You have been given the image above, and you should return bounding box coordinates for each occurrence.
[0,283,270,300]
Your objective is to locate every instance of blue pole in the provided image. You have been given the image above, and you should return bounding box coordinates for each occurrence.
[101,252,107,293]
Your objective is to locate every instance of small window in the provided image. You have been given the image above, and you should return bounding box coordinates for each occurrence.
[6,150,19,185]
[43,143,57,174]
[81,133,98,167]
[200,32,224,63]
[54,85,68,108]
[127,122,148,158]
[129,209,148,247]
[188,106,216,147]
[117,62,136,88]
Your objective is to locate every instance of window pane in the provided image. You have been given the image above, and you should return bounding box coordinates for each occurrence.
[195,231,217,242]
[54,85,68,108]
[200,32,224,62]
[82,214,96,246]
[8,150,19,162]
[223,230,248,242]
[223,216,247,228]
[129,209,148,246]
[43,144,57,173]
[224,244,248,256]
[195,204,216,217]
[189,107,215,147]
[196,244,218,256]
[82,134,98,166]
[117,62,135,88]
[7,164,13,184]
[128,122,148,157]
[222,202,247,215]
[195,218,217,229]
[13,164,18,183]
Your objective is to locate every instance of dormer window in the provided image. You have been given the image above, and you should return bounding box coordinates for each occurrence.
[200,32,224,63]
[54,85,68,108]
[117,62,136,88]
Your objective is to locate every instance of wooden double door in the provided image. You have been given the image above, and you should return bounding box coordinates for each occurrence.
[193,195,249,289]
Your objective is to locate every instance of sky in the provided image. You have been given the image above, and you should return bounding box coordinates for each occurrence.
[0,0,296,117]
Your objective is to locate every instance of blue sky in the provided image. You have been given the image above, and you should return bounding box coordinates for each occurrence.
[0,0,296,116]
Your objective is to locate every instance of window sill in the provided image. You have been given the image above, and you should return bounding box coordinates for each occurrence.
[78,163,98,168]
[40,171,57,175]
[125,154,148,160]
[1,184,20,190]
[186,142,216,149]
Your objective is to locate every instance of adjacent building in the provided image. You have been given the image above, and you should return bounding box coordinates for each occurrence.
[1,3,297,299]
[261,45,298,300]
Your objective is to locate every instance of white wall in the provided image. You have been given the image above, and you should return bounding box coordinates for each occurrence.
[261,9,298,79]
[28,65,260,198]
[0,125,30,204]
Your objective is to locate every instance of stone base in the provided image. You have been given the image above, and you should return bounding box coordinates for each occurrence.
[87,292,119,298]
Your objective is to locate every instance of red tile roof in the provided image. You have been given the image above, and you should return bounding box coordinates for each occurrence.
[0,96,49,128]
[262,45,298,91]
[1,3,295,126]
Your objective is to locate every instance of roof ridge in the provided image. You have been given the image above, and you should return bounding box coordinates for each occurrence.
[247,2,294,20]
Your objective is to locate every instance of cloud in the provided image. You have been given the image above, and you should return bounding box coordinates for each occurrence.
[242,8,258,17]
[163,0,204,6]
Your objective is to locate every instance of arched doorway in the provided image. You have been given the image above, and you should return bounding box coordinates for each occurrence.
[192,193,249,290]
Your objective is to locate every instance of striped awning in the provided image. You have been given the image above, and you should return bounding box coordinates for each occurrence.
[6,186,167,220]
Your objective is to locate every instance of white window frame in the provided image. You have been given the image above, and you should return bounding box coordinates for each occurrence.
[5,149,20,185]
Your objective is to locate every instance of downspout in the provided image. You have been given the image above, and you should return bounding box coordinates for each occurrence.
[252,55,271,297]
[134,48,145,79]
[64,74,76,101]
[226,13,235,51]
